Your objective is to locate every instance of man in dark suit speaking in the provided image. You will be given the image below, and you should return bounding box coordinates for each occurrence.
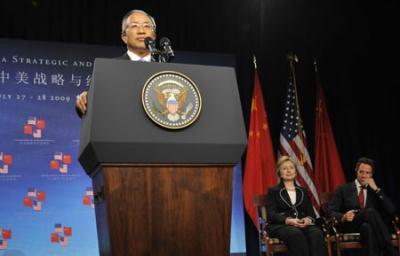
[75,9,156,115]
[328,157,398,256]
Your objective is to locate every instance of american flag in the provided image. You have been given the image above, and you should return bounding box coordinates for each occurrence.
[32,128,42,138]
[279,61,320,214]
[54,152,63,161]
[85,187,94,196]
[59,236,68,247]
[27,116,37,125]
[0,166,8,174]
[59,164,68,174]
[54,224,62,233]
[27,188,37,197]
[0,239,7,250]
[33,201,42,211]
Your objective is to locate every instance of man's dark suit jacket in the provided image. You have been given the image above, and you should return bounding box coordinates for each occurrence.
[118,53,131,60]
[266,182,316,233]
[328,181,397,230]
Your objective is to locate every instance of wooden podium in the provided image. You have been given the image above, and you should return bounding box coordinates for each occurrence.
[79,59,247,255]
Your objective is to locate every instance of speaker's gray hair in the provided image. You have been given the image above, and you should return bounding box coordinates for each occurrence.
[121,9,156,33]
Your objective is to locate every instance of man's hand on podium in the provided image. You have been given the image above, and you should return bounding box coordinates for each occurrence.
[76,91,88,115]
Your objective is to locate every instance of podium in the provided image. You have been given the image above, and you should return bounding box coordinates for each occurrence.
[79,58,247,256]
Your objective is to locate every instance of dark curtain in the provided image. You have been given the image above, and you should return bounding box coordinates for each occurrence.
[2,0,399,255]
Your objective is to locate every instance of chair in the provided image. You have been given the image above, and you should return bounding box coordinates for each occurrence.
[320,192,400,256]
[253,194,332,256]
[392,216,400,253]
[253,194,288,256]
[320,191,365,256]
[319,192,335,256]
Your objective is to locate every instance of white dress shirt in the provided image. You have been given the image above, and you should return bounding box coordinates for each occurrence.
[355,179,367,207]
[288,190,297,205]
[126,50,151,62]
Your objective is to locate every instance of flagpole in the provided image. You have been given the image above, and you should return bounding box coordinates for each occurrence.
[243,53,277,228]
[286,53,307,163]
[314,58,321,87]
[313,59,347,193]
[286,53,300,118]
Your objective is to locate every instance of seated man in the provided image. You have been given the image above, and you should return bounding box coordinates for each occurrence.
[328,157,398,256]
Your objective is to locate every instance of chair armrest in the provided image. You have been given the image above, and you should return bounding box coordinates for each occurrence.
[326,217,340,236]
[315,217,329,235]
[256,211,274,248]
[318,216,340,238]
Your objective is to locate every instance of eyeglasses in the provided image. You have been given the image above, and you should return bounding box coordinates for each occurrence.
[125,22,154,32]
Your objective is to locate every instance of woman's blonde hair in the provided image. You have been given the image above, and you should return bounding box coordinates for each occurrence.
[276,156,297,178]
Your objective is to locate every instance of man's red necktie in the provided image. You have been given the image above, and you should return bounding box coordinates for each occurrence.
[358,186,365,209]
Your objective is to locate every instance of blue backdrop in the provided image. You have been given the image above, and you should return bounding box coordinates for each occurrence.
[0,38,246,255]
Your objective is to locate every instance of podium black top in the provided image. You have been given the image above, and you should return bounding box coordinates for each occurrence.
[79,58,247,175]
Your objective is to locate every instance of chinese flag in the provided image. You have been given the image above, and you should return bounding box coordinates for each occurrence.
[314,71,346,193]
[23,197,33,207]
[243,68,277,228]
[37,191,46,201]
[63,227,72,237]
[36,119,46,129]
[50,160,59,170]
[62,154,72,165]
[24,124,33,135]
[82,196,91,205]
[51,233,59,243]
[2,229,11,239]
[3,155,12,165]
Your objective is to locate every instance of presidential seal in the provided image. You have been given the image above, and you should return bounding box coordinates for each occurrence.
[142,71,202,129]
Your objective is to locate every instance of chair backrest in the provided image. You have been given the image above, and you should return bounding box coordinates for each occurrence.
[319,192,334,216]
[252,194,269,255]
[253,194,268,206]
[253,194,268,229]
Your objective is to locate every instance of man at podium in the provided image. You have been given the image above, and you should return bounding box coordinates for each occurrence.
[75,9,157,115]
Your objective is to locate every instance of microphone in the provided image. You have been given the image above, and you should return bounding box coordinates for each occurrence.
[159,37,174,57]
[144,37,158,54]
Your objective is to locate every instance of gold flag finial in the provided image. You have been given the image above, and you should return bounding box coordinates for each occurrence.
[253,55,257,69]
[286,52,299,63]
[314,58,318,73]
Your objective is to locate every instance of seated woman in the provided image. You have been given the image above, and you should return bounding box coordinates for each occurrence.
[266,156,328,256]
